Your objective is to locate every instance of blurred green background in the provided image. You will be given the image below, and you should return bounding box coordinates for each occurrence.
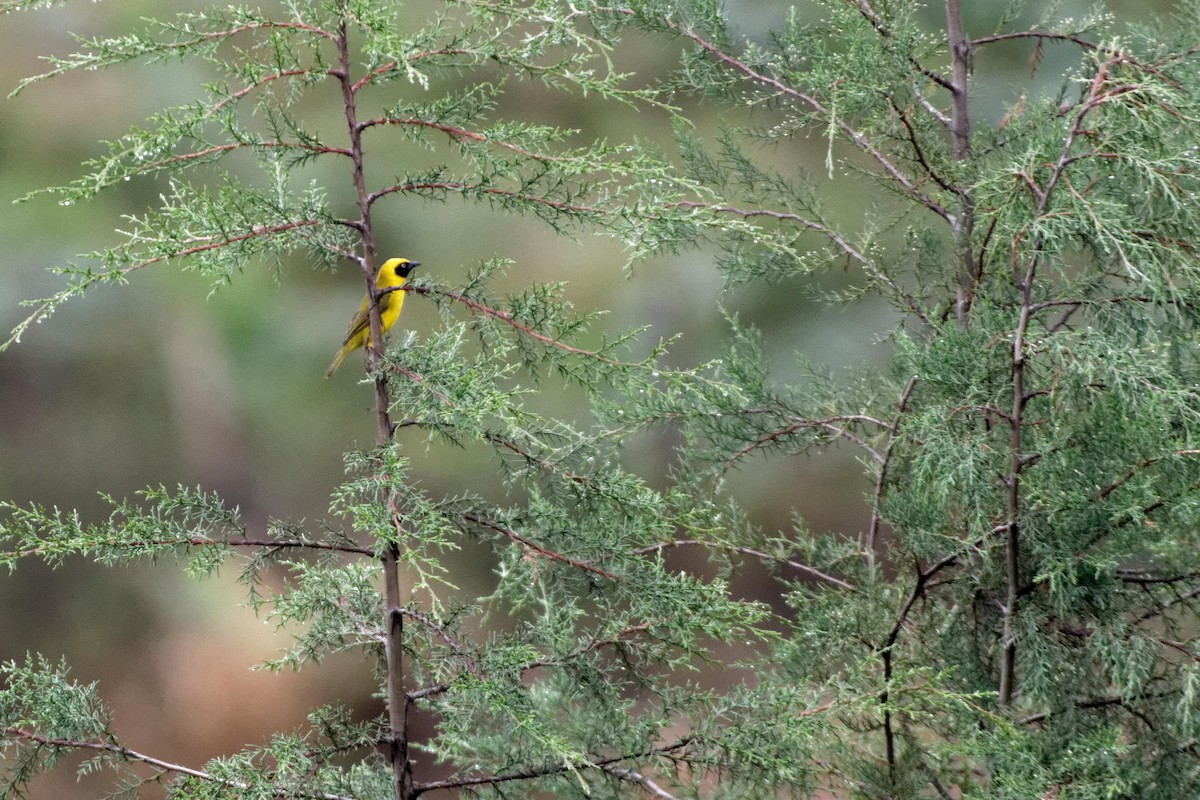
[0,1,1174,796]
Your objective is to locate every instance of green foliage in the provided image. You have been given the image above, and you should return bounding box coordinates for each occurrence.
[7,0,1200,798]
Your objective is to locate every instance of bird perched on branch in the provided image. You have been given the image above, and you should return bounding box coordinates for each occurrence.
[325,257,419,377]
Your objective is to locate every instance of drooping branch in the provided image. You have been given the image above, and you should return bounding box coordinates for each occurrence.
[667,200,936,327]
[410,738,694,797]
[3,728,354,800]
[721,414,886,468]
[405,284,626,366]
[461,512,618,580]
[677,27,955,226]
[408,621,661,703]
[4,219,326,350]
[633,539,856,592]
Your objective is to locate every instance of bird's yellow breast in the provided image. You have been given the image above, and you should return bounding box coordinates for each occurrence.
[379,283,406,334]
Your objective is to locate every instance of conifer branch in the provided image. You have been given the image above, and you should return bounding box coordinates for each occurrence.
[666,200,936,327]
[1137,586,1200,622]
[401,607,478,673]
[367,180,604,218]
[888,96,962,197]
[1097,450,1200,500]
[877,556,933,774]
[3,729,354,800]
[407,284,625,366]
[410,738,693,796]
[633,539,856,591]
[679,26,954,225]
[210,68,316,113]
[600,765,680,799]
[999,55,1123,709]
[722,416,885,468]
[366,117,571,163]
[159,140,353,165]
[410,621,662,703]
[483,431,591,485]
[461,512,618,579]
[851,0,953,92]
[4,219,324,350]
[9,19,334,95]
[1118,569,1200,585]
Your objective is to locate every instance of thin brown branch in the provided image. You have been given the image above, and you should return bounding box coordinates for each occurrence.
[887,96,962,197]
[366,116,569,163]
[198,536,373,554]
[850,0,955,92]
[149,140,352,168]
[679,27,955,225]
[969,30,1098,51]
[7,218,326,344]
[1137,585,1200,623]
[523,622,656,672]
[408,284,624,366]
[349,48,500,94]
[409,621,660,703]
[997,53,1124,710]
[867,375,918,566]
[600,765,679,799]
[402,607,478,674]
[1118,569,1200,585]
[668,200,936,327]
[461,512,618,579]
[1096,452,1200,501]
[484,431,591,485]
[1019,691,1178,728]
[722,414,886,470]
[209,68,317,114]
[412,739,694,796]
[14,535,373,560]
[367,180,603,218]
[1159,638,1200,662]
[2,728,352,800]
[386,361,595,488]
[633,538,856,591]
[878,556,931,776]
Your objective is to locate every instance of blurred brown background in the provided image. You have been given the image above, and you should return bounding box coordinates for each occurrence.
[0,1,1170,796]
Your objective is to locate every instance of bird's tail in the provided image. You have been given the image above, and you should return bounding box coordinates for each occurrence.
[324,346,349,378]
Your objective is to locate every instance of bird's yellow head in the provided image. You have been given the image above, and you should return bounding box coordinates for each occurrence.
[378,257,419,287]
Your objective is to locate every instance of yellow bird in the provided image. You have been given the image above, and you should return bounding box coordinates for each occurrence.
[325,258,419,377]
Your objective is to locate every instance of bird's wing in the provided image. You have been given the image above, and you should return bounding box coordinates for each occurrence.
[342,289,400,345]
[341,297,371,345]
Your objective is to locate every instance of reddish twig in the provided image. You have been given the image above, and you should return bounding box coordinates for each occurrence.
[633,539,855,592]
[867,375,918,566]
[462,512,617,579]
